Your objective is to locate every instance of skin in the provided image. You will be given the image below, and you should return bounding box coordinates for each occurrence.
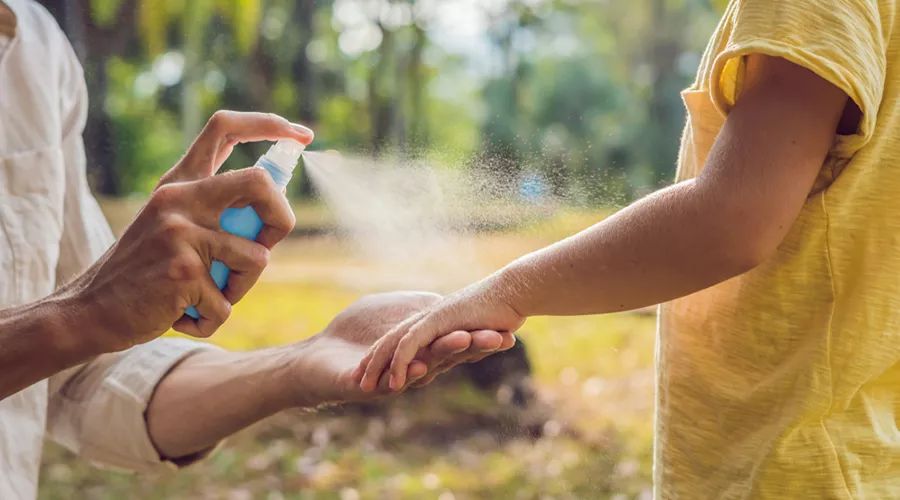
[355,54,855,391]
[0,110,310,400]
[0,2,14,38]
[146,292,515,459]
[0,108,511,462]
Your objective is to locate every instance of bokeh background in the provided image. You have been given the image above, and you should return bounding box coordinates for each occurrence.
[33,0,727,498]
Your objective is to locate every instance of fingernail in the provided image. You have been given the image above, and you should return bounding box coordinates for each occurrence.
[291,123,314,139]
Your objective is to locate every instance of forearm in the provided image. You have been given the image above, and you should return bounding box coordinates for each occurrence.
[0,295,101,399]
[499,179,757,317]
[146,343,312,460]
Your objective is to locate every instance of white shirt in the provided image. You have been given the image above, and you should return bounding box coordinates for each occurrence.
[0,1,215,497]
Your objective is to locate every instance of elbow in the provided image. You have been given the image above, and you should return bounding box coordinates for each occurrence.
[724,241,773,275]
[716,229,781,277]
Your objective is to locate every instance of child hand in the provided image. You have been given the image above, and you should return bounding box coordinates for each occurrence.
[352,279,526,392]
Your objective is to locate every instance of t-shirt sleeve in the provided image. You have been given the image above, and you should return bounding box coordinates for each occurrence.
[710,0,888,157]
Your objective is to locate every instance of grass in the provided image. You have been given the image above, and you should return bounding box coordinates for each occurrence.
[38,204,656,500]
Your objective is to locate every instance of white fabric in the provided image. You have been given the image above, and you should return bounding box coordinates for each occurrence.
[0,1,218,498]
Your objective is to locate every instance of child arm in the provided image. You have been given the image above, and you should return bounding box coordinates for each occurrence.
[356,55,852,392]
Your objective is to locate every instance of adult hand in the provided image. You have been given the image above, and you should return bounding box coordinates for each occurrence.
[287,292,516,406]
[354,276,525,392]
[62,111,313,353]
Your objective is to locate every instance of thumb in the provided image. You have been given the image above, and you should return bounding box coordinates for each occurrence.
[160,111,313,186]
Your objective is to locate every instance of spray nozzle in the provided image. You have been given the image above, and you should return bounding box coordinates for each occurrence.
[263,139,306,173]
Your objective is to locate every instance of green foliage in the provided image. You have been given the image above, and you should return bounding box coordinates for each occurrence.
[79,0,723,200]
[217,0,261,54]
[88,0,124,27]
[104,57,184,193]
[39,212,658,498]
[137,0,259,56]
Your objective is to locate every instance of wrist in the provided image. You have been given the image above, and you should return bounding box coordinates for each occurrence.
[25,293,105,370]
[240,345,311,413]
[281,336,347,409]
[491,263,532,320]
[50,283,120,357]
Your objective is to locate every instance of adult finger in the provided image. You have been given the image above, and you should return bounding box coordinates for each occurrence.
[190,168,296,248]
[371,362,426,394]
[351,351,373,384]
[202,229,271,304]
[172,274,231,338]
[164,111,313,184]
[407,360,428,384]
[410,361,453,388]
[254,192,296,249]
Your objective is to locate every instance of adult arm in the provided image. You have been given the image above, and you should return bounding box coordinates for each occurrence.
[0,111,311,400]
[144,292,514,461]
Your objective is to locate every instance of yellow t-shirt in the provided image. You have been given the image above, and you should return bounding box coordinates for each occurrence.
[658,0,899,498]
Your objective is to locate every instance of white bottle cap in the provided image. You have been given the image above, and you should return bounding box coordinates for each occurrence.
[264,139,306,173]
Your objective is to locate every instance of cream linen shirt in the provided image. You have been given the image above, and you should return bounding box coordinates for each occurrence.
[0,1,217,498]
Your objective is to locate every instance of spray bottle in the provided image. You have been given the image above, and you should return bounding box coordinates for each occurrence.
[185,139,305,319]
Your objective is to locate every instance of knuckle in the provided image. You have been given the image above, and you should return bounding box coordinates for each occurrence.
[244,167,273,191]
[397,336,414,353]
[149,183,181,209]
[248,244,270,270]
[167,255,202,281]
[266,112,289,126]
[220,300,233,321]
[207,110,232,132]
[158,213,190,239]
[196,326,215,338]
[155,167,179,187]
[283,204,297,228]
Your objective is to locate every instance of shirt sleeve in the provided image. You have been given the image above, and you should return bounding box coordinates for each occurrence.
[47,338,225,472]
[710,0,888,158]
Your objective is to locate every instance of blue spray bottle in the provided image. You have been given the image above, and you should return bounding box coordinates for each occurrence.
[185,139,305,319]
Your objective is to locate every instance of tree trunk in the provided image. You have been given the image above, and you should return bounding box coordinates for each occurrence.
[645,0,684,186]
[292,0,317,124]
[368,23,394,155]
[180,0,208,147]
[40,0,125,195]
[406,23,428,153]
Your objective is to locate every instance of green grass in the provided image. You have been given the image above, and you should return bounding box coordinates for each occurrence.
[39,207,656,500]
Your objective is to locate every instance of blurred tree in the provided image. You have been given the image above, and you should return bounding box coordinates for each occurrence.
[136,0,262,142]
[477,0,538,181]
[38,0,725,200]
[292,0,318,123]
[39,0,139,195]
